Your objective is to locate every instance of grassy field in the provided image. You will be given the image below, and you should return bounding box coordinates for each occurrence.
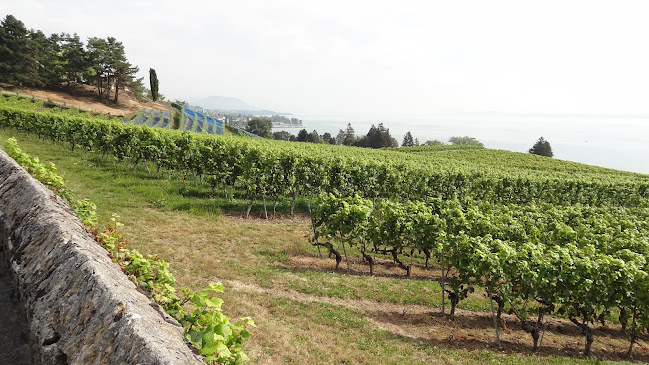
[2,130,645,364]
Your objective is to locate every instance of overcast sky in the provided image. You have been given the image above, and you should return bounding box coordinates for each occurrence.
[4,0,649,117]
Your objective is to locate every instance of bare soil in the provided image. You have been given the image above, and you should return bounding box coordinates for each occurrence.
[218,274,649,363]
[0,84,169,118]
[252,247,649,363]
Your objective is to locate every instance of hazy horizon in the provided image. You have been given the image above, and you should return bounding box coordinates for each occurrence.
[4,1,649,116]
[3,1,649,174]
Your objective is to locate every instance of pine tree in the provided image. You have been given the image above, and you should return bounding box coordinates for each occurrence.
[402,131,415,147]
[343,123,356,145]
[0,15,40,86]
[528,137,554,157]
[61,33,87,87]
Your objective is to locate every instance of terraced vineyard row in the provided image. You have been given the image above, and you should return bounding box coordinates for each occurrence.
[125,107,224,135]
[1,95,648,209]
[310,194,649,356]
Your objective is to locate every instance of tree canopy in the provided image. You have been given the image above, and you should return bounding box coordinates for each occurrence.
[273,130,293,141]
[246,118,273,138]
[402,131,415,147]
[424,139,445,146]
[449,136,484,147]
[353,123,397,148]
[0,14,144,104]
[529,137,554,157]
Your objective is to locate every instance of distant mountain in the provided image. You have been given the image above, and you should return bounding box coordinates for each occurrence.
[191,96,256,111]
[189,96,291,116]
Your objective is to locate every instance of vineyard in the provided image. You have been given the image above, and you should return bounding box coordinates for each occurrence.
[125,107,225,135]
[2,93,649,362]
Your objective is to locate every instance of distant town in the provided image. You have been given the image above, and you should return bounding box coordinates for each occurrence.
[189,104,303,129]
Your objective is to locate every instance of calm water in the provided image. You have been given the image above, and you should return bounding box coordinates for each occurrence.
[278,112,649,175]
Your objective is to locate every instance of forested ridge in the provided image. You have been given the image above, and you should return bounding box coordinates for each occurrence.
[0,14,142,104]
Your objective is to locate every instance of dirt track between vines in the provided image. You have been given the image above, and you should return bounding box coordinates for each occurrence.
[218,276,649,362]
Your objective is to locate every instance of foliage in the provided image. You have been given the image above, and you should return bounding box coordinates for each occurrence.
[423,139,445,145]
[2,138,254,364]
[0,14,138,104]
[528,136,553,157]
[312,194,649,355]
[2,137,75,201]
[321,132,336,144]
[4,98,649,358]
[245,118,272,138]
[273,130,293,141]
[354,123,396,148]
[171,110,181,130]
[449,136,484,147]
[343,123,356,146]
[295,129,325,143]
[0,15,40,86]
[1,96,648,209]
[402,131,415,147]
[149,68,159,102]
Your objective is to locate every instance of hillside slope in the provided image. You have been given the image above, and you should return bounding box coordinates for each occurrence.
[0,84,169,118]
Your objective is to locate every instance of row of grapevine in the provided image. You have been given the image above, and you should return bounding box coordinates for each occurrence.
[311,194,649,356]
[123,107,224,135]
[1,98,648,209]
[395,144,642,177]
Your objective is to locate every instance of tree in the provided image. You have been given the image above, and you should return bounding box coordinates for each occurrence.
[30,30,63,88]
[343,123,356,146]
[308,130,325,143]
[111,45,139,104]
[321,132,335,144]
[0,15,40,86]
[356,123,395,148]
[60,33,87,87]
[402,131,415,147]
[129,77,146,101]
[86,36,138,104]
[273,131,293,141]
[246,118,272,138]
[296,129,309,142]
[424,140,445,146]
[149,68,159,102]
[449,136,484,147]
[528,137,553,157]
[335,129,346,145]
[171,110,181,129]
[86,37,110,99]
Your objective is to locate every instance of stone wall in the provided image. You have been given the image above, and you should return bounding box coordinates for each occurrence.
[0,149,203,365]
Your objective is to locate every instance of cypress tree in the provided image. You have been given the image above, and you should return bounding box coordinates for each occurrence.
[149,68,159,102]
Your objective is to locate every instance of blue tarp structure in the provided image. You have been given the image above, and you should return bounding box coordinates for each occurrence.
[182,107,224,135]
[183,107,196,118]
[125,107,229,136]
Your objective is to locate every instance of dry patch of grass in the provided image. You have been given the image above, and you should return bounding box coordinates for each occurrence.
[0,84,169,117]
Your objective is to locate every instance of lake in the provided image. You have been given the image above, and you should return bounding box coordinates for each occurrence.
[276,112,649,175]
